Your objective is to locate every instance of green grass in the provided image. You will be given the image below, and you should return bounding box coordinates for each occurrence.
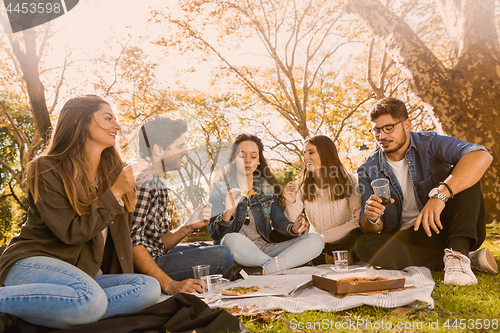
[237,224,500,332]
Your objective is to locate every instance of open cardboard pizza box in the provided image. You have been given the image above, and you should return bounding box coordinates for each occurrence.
[312,267,405,294]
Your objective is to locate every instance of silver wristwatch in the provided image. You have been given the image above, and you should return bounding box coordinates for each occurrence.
[428,187,448,203]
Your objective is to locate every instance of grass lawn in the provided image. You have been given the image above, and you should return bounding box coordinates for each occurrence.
[237,224,500,332]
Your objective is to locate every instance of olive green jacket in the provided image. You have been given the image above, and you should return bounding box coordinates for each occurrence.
[0,159,133,285]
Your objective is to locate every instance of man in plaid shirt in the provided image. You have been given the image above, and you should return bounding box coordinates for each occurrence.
[130,116,233,295]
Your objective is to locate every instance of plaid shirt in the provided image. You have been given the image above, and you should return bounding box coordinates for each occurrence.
[131,175,170,259]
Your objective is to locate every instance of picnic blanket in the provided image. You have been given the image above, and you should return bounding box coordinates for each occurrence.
[158,264,435,313]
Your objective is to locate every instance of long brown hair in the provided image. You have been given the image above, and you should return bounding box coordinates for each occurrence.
[26,95,135,215]
[227,134,282,195]
[299,135,354,202]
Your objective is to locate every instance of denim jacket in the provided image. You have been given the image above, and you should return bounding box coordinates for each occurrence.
[357,131,488,233]
[208,176,295,245]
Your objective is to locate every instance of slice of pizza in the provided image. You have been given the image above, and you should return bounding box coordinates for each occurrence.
[338,277,389,282]
[221,286,260,296]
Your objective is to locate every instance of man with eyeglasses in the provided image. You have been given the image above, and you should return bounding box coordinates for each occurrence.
[355,97,496,286]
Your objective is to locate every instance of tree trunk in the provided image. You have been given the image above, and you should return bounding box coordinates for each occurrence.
[346,0,500,222]
[10,32,52,140]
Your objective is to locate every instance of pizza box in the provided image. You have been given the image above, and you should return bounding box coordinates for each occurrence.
[312,267,405,294]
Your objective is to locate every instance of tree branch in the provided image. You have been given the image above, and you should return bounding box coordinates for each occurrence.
[333,94,373,143]
[104,36,131,97]
[8,181,24,207]
[345,0,452,110]
[50,51,72,113]
[0,157,22,186]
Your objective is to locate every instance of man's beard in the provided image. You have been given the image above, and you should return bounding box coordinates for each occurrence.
[379,131,407,154]
[161,155,184,172]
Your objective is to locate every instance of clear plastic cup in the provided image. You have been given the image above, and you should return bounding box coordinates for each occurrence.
[192,264,210,280]
[201,274,223,304]
[332,250,348,271]
[371,178,391,207]
[269,256,287,274]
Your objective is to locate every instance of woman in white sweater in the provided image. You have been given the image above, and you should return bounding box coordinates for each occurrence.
[283,135,363,264]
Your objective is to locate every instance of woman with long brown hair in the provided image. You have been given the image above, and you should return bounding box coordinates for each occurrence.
[208,134,323,277]
[0,95,160,328]
[283,135,362,263]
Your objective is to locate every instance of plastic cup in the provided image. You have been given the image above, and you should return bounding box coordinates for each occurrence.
[131,161,150,178]
[201,274,222,304]
[371,178,391,206]
[192,264,210,280]
[332,250,348,271]
[269,256,287,274]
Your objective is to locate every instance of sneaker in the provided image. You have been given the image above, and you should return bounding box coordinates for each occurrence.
[443,248,478,286]
[469,248,498,274]
[224,263,263,281]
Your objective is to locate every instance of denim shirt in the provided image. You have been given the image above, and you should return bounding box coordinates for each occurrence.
[208,177,294,245]
[357,131,488,233]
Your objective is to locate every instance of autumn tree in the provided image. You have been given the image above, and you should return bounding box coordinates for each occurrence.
[153,0,373,160]
[0,11,74,241]
[346,0,500,222]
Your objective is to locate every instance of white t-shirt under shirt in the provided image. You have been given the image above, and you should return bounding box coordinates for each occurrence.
[386,158,420,230]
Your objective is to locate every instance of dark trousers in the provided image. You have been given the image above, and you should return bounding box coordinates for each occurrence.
[324,228,364,261]
[311,228,364,265]
[355,181,486,271]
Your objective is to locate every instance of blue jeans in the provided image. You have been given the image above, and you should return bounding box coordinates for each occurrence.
[221,233,323,274]
[154,242,233,280]
[0,256,160,329]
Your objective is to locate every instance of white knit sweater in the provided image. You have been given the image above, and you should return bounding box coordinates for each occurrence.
[284,175,361,244]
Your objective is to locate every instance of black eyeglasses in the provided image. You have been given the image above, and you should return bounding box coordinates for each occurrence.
[369,119,407,135]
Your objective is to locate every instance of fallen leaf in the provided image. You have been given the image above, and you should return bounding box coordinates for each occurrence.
[490,240,500,245]
[392,307,415,317]
[252,310,285,323]
[228,305,259,317]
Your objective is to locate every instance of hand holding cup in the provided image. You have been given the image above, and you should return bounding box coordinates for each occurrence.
[292,213,308,235]
[126,157,153,186]
[283,181,297,204]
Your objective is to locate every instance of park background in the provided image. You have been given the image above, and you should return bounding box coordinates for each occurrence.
[1,0,499,247]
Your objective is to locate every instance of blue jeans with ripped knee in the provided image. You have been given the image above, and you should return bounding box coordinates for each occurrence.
[0,256,160,329]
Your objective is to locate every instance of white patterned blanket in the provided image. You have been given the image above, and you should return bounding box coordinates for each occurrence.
[208,265,435,313]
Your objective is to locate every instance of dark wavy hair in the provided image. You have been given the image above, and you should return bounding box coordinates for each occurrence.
[368,97,408,121]
[226,134,282,195]
[299,135,354,202]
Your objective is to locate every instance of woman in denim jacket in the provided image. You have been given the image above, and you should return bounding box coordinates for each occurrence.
[208,134,323,275]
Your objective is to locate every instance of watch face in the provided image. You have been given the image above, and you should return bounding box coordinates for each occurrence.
[429,188,438,198]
